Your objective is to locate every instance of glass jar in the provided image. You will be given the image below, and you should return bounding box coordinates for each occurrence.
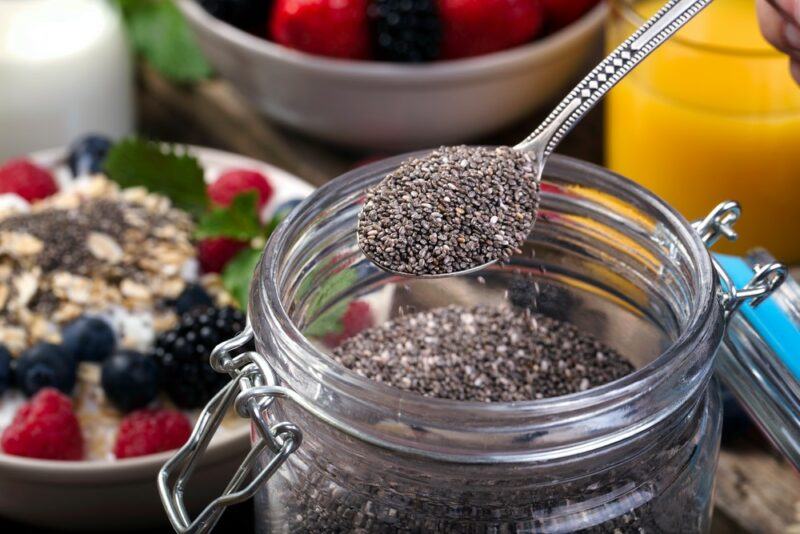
[605,0,800,263]
[159,154,790,533]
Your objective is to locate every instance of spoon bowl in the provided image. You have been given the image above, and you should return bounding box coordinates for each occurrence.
[357,226,499,279]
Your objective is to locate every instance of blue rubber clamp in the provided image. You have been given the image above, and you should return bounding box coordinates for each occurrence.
[715,254,800,379]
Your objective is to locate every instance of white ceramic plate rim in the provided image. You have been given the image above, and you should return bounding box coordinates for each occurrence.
[178,0,608,81]
[0,144,314,479]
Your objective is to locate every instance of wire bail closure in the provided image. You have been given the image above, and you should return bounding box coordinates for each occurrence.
[157,325,303,534]
[693,201,787,317]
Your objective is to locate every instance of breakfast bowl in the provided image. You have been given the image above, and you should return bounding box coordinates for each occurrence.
[0,144,313,530]
[177,0,607,151]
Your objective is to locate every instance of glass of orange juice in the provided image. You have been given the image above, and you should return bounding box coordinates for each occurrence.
[606,0,800,262]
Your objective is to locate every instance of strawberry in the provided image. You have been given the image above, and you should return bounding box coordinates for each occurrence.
[541,0,599,30]
[0,159,58,202]
[270,0,372,59]
[198,237,248,273]
[439,0,544,59]
[114,409,192,459]
[208,169,274,209]
[1,388,84,461]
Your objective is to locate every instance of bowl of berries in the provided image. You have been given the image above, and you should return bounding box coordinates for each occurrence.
[178,0,606,150]
[0,136,313,529]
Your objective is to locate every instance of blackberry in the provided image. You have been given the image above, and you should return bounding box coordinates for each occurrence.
[153,307,246,409]
[199,0,271,32]
[368,0,442,62]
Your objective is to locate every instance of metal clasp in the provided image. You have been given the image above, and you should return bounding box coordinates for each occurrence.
[693,201,788,318]
[158,325,302,534]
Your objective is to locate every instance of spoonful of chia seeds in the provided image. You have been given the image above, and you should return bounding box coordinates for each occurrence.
[358,0,714,278]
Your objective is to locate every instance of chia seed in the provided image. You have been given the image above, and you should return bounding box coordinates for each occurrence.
[0,199,128,275]
[357,146,540,276]
[329,304,633,402]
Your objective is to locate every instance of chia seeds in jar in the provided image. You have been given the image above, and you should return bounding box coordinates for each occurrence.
[330,304,634,402]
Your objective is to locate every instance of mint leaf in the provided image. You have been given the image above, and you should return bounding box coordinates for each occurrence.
[304,299,349,338]
[306,268,358,318]
[222,247,262,308]
[113,0,211,83]
[104,138,207,216]
[195,192,262,240]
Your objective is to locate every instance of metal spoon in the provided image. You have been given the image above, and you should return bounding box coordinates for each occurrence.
[360,0,715,278]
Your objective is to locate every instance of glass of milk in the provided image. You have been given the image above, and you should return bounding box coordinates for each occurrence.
[0,0,134,160]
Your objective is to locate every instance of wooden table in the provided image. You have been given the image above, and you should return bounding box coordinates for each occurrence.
[132,67,800,533]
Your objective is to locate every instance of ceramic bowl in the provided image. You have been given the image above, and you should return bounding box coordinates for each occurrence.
[178,0,607,151]
[0,146,314,530]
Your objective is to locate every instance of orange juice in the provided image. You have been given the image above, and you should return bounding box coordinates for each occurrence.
[606,0,800,262]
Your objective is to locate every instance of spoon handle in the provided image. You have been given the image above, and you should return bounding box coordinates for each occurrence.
[516,0,713,162]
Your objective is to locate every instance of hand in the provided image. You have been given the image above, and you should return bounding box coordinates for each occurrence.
[757,0,800,83]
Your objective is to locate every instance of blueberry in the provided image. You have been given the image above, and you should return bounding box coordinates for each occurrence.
[101,350,160,412]
[62,316,116,362]
[67,134,112,177]
[175,284,214,315]
[16,343,76,397]
[0,344,11,394]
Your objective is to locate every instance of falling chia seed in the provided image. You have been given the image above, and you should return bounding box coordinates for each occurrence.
[329,304,633,402]
[357,146,540,276]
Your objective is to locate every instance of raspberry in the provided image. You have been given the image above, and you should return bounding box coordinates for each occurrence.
[208,169,274,209]
[324,300,374,347]
[439,0,544,59]
[0,159,58,203]
[368,0,442,62]
[114,409,192,459]
[271,0,372,59]
[198,237,248,273]
[541,0,598,30]
[1,388,84,460]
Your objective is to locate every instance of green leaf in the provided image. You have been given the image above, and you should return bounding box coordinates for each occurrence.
[104,138,208,216]
[221,247,263,309]
[304,299,349,338]
[113,0,211,83]
[195,192,263,240]
[306,268,358,318]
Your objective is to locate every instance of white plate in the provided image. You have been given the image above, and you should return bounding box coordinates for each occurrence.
[0,145,314,530]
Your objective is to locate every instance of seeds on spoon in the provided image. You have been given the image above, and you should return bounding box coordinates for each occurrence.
[357,145,540,276]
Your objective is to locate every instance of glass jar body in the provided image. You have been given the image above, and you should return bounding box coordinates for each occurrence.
[254,387,720,533]
[249,155,725,533]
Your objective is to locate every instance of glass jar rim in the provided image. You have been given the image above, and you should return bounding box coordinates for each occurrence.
[610,0,781,57]
[253,154,722,460]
